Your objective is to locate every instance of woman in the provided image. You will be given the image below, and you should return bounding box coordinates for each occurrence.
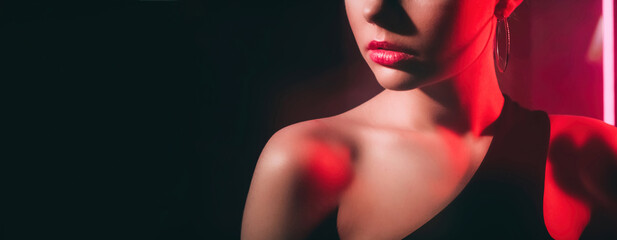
[242,0,617,239]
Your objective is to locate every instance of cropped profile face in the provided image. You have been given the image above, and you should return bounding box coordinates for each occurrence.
[345,0,499,90]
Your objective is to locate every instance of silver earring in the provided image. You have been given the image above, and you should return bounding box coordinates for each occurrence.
[494,17,510,73]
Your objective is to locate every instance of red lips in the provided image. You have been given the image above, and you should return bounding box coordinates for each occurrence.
[367,40,416,67]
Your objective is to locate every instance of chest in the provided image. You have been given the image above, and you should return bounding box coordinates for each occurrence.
[325,130,587,239]
[335,131,493,239]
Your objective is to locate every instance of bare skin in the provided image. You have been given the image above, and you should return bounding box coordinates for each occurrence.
[242,0,617,239]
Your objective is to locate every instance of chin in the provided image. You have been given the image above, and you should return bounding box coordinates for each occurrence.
[372,66,432,91]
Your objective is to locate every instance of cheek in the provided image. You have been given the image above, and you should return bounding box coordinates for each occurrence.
[425,2,494,60]
[452,3,494,44]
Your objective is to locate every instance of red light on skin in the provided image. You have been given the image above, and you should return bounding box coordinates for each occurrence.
[305,141,353,196]
[299,140,353,224]
[603,0,615,125]
[544,161,592,240]
[545,116,617,239]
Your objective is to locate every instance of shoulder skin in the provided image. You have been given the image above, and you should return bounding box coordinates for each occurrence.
[241,120,353,240]
[545,114,617,239]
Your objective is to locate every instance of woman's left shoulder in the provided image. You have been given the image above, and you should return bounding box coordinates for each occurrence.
[547,114,617,210]
[548,114,617,147]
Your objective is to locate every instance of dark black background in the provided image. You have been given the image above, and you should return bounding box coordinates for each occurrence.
[2,0,365,239]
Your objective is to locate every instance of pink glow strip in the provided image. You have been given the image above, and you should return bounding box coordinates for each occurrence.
[604,0,615,125]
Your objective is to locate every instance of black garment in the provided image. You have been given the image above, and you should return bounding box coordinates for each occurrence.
[308,94,555,239]
[403,95,553,239]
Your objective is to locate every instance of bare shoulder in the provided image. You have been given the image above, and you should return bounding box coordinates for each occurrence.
[549,114,617,138]
[548,114,617,152]
[258,120,324,168]
[261,117,355,191]
[547,114,617,211]
[242,119,354,239]
[257,119,353,172]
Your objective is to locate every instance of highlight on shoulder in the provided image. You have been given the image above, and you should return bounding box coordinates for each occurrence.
[261,119,355,197]
[241,120,355,240]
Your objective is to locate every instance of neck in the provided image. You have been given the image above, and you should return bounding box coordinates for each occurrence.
[416,52,504,137]
[374,22,504,137]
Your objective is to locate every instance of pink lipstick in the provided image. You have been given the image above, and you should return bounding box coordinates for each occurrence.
[367,40,416,67]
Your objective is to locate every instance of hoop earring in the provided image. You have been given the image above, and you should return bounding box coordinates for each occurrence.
[494,17,510,73]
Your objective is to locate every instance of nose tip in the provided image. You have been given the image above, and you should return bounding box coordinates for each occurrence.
[362,0,384,23]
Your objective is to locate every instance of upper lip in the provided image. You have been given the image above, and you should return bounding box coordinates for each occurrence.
[367,40,416,54]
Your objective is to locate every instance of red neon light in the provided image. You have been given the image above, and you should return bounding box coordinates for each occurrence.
[604,0,615,125]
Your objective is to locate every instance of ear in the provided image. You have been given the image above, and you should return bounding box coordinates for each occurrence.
[495,0,524,18]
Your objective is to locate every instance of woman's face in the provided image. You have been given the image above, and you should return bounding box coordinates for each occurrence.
[345,0,498,90]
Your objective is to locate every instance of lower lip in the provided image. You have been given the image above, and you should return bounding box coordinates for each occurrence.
[369,50,415,67]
